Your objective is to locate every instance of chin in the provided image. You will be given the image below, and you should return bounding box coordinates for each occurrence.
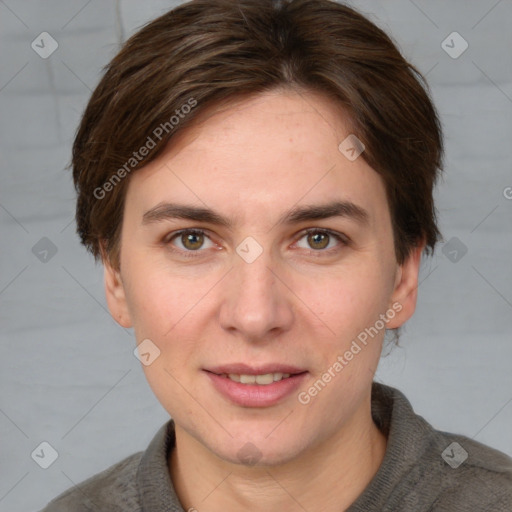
[208,432,308,468]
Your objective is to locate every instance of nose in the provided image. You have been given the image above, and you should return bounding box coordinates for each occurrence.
[218,244,294,343]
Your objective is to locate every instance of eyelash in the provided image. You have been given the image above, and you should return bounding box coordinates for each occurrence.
[163,228,349,259]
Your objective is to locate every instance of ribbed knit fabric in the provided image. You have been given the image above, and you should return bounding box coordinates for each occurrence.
[40,383,512,511]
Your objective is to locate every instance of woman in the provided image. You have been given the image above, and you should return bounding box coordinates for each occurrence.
[41,0,512,510]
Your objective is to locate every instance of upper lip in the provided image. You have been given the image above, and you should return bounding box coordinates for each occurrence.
[205,363,307,375]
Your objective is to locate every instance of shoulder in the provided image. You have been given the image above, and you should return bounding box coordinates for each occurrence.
[39,450,144,512]
[370,384,512,511]
[428,431,512,511]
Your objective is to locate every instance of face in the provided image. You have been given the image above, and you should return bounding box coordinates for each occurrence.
[104,89,422,467]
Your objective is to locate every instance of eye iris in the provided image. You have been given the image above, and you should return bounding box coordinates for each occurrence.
[182,232,204,250]
[308,232,329,250]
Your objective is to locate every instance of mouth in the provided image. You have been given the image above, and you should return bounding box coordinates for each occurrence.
[205,363,307,384]
[203,364,308,407]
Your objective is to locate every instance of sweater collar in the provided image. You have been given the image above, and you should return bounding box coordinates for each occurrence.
[136,417,183,511]
[346,383,439,511]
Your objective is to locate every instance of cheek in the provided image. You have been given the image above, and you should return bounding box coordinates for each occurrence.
[123,260,218,376]
[126,281,173,338]
[301,262,393,338]
[125,267,208,413]
[122,255,198,338]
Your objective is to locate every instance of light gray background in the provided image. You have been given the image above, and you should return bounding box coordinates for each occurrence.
[0,1,511,511]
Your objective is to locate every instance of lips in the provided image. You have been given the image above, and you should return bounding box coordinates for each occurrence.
[203,363,308,407]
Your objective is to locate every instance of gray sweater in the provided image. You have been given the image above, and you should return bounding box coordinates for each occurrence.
[40,383,512,511]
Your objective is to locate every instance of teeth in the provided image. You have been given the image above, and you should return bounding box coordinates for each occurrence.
[255,373,274,385]
[240,374,256,384]
[225,372,292,385]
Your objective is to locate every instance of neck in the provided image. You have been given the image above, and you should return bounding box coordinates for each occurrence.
[168,396,387,512]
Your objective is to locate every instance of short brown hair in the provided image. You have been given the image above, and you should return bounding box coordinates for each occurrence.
[72,0,444,270]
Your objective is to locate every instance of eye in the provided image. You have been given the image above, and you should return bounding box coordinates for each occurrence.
[295,229,348,254]
[165,229,215,257]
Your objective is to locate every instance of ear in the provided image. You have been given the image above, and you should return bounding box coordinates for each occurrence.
[385,241,425,329]
[101,244,133,328]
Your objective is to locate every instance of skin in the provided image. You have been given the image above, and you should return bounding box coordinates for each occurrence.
[103,88,424,512]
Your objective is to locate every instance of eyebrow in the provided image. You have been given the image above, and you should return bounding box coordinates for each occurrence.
[142,200,369,228]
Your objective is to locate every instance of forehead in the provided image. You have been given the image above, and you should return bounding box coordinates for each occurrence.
[163,89,351,165]
[124,89,388,228]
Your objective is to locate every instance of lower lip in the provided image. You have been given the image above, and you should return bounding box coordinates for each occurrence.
[204,371,308,407]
